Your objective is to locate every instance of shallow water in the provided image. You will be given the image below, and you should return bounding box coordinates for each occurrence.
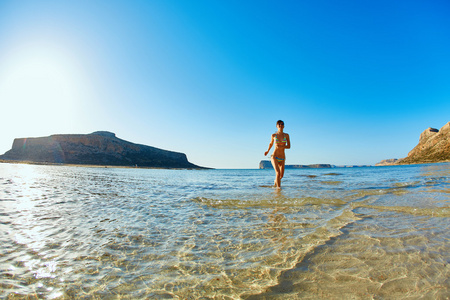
[0,163,449,299]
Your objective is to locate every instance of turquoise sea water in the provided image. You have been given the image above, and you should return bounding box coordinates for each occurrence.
[0,163,449,299]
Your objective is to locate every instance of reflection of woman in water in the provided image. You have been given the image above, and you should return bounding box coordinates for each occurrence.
[264,120,291,188]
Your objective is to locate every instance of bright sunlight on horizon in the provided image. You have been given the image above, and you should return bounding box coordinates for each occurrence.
[1,40,84,121]
[1,0,449,168]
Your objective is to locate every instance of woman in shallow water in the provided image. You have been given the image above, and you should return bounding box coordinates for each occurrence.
[265,120,291,188]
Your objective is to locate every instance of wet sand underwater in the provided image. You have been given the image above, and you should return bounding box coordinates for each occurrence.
[1,163,449,298]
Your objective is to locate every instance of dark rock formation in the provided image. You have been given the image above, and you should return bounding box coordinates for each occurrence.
[0,131,204,169]
[259,160,332,169]
[398,122,450,164]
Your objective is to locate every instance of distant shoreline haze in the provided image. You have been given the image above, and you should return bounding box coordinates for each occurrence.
[262,122,450,168]
[259,161,371,169]
[1,122,449,169]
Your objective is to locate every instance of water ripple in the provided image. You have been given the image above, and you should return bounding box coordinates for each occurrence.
[0,163,449,298]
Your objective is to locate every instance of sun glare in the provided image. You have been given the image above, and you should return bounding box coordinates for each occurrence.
[0,40,91,132]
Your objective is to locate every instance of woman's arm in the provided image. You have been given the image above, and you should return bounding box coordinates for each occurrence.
[285,133,291,149]
[264,135,274,156]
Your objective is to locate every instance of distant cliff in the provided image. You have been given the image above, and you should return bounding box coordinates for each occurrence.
[0,131,205,169]
[375,159,399,166]
[376,122,450,166]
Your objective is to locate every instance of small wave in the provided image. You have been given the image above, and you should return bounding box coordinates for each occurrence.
[292,174,318,178]
[192,196,347,208]
[320,180,343,185]
[392,181,421,188]
[352,203,450,217]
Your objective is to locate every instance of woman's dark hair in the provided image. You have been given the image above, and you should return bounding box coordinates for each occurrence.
[276,120,284,126]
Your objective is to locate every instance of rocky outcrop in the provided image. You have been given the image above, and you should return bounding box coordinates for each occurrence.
[375,159,399,166]
[259,160,273,169]
[259,160,332,169]
[397,122,450,165]
[0,131,204,169]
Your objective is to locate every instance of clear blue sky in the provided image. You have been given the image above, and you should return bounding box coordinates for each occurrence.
[0,0,449,168]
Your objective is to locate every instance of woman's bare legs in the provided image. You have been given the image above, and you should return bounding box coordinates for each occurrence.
[271,156,282,188]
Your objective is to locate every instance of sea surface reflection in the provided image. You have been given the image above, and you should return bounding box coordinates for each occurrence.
[0,163,449,298]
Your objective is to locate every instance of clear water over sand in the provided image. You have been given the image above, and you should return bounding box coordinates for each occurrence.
[1,163,449,299]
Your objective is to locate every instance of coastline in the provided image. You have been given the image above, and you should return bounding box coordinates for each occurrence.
[4,158,450,170]
[0,159,210,170]
[375,159,450,167]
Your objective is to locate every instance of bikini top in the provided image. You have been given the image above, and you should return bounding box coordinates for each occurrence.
[274,133,287,145]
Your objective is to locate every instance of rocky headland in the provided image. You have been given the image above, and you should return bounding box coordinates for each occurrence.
[375,159,399,166]
[376,122,450,166]
[0,131,205,169]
